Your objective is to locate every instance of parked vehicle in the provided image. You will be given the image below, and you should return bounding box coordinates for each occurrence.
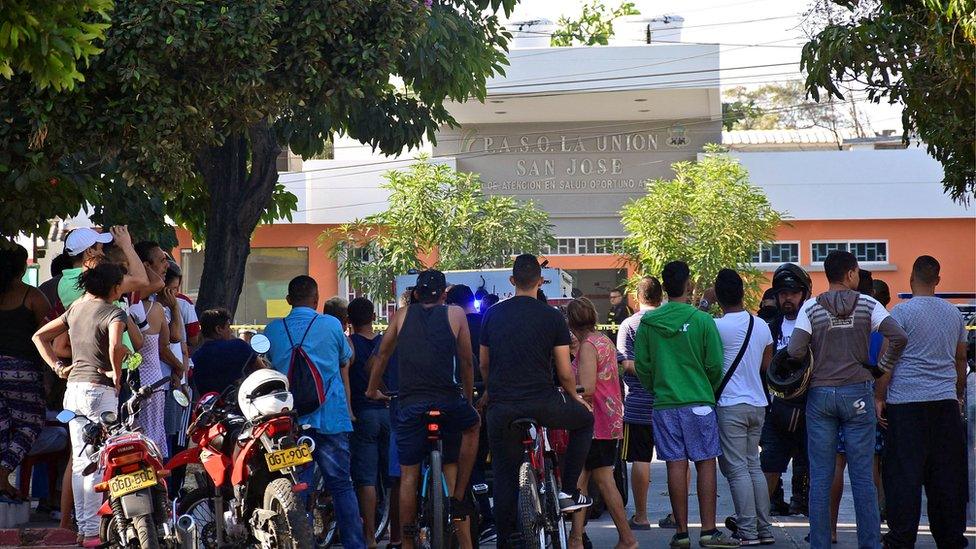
[168,334,313,549]
[57,376,189,549]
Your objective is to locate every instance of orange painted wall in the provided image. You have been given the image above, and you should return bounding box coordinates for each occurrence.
[175,224,342,298]
[175,216,974,307]
[771,218,975,304]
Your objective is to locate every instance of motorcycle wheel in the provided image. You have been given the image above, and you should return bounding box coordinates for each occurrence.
[99,515,126,548]
[133,514,160,549]
[262,477,313,549]
[175,488,219,549]
[100,509,162,549]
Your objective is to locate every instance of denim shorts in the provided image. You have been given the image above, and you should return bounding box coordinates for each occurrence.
[652,405,722,462]
[350,406,390,487]
[396,398,479,466]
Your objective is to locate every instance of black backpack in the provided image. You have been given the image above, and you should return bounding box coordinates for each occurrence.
[284,317,332,416]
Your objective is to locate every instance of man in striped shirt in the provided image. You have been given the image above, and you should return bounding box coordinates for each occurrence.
[616,276,662,530]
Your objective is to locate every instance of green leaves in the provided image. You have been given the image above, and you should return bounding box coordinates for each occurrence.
[325,157,554,304]
[801,0,975,201]
[0,0,113,91]
[0,0,517,264]
[620,151,784,308]
[551,0,639,47]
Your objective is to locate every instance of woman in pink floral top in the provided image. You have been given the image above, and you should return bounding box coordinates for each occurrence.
[567,298,636,549]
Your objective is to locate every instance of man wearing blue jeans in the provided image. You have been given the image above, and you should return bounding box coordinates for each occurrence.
[265,276,366,549]
[788,251,906,549]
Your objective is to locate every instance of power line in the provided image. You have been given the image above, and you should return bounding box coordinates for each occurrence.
[325,71,807,152]
[489,61,798,91]
[495,36,802,88]
[296,94,876,182]
[513,14,800,38]
[483,72,803,99]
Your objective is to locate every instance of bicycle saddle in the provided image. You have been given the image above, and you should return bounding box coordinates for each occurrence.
[509,417,538,429]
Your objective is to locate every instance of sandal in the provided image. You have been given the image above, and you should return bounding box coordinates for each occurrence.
[628,515,651,530]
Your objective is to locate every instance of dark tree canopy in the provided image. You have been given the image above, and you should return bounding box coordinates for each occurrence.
[801,0,975,201]
[1,0,517,313]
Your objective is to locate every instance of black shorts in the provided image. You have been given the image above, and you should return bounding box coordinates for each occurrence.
[396,397,480,466]
[585,439,619,470]
[622,422,654,463]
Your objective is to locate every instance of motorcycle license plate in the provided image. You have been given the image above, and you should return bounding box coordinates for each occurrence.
[108,468,157,498]
[265,444,312,472]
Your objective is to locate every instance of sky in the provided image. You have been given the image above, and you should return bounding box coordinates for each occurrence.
[500,0,903,132]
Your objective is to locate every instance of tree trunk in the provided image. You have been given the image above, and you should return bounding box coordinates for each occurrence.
[193,120,281,316]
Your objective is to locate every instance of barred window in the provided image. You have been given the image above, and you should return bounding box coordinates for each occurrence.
[751,242,799,264]
[811,242,848,263]
[850,242,887,263]
[577,237,622,255]
[540,237,624,256]
[811,241,888,263]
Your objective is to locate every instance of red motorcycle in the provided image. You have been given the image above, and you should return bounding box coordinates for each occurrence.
[58,376,189,549]
[167,362,314,549]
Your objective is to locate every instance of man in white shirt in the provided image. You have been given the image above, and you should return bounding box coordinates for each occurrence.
[713,269,775,546]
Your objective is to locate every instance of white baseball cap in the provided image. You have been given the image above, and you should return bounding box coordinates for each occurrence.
[65,228,114,256]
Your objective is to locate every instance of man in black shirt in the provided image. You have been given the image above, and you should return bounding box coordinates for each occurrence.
[606,287,632,339]
[480,255,595,548]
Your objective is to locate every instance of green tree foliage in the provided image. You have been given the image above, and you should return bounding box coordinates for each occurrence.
[325,158,554,304]
[722,82,870,138]
[0,0,112,90]
[1,0,517,314]
[801,0,975,200]
[550,1,639,46]
[620,146,784,306]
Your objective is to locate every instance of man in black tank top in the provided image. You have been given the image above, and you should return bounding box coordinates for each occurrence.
[367,269,480,549]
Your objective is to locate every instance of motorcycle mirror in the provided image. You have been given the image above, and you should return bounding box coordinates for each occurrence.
[250,333,271,354]
[82,462,97,476]
[173,389,190,408]
[99,410,118,425]
[56,410,76,423]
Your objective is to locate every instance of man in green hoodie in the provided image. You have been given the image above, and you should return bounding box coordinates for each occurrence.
[635,261,738,548]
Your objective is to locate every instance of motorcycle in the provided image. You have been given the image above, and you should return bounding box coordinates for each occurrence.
[167,334,314,548]
[57,376,190,549]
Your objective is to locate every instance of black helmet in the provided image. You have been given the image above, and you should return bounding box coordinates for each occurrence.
[766,347,812,400]
[772,263,812,299]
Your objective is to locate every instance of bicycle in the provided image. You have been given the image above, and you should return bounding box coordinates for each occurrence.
[512,417,568,549]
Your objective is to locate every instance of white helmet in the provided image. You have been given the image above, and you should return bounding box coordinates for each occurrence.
[237,369,294,421]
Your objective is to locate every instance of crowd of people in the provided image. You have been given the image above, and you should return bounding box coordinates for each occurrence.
[0,224,969,549]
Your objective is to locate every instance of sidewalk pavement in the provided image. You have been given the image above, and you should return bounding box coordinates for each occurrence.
[492,459,976,548]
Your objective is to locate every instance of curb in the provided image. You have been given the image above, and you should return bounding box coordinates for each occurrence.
[0,527,78,547]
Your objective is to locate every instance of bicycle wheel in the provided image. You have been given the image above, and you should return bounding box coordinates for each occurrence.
[374,478,391,542]
[517,460,543,549]
[430,450,445,549]
[543,460,567,549]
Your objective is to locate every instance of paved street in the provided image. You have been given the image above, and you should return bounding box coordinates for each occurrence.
[483,460,976,548]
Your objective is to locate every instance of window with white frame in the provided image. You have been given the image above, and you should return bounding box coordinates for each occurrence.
[811,241,888,263]
[751,242,800,265]
[541,237,623,256]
